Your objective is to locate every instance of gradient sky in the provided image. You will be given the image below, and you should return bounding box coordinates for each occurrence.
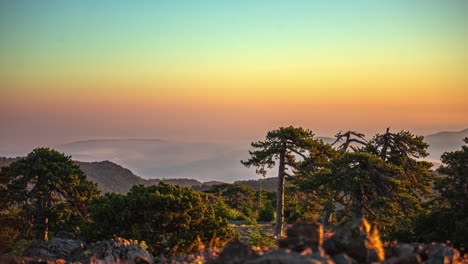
[1,0,467,154]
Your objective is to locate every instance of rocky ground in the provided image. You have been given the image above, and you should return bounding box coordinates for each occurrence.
[1,218,466,264]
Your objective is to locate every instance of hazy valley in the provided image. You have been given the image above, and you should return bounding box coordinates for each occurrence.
[54,128,467,182]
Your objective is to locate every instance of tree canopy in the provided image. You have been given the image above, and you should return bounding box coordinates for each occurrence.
[296,129,435,232]
[84,183,239,256]
[242,126,335,236]
[411,138,468,248]
[0,148,99,241]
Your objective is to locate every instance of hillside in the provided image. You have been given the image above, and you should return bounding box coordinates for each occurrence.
[425,128,468,161]
[77,160,205,193]
[0,157,18,168]
[0,157,207,194]
[2,129,465,189]
[234,177,279,191]
[55,139,259,182]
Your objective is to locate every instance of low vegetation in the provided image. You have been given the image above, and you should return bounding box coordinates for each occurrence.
[0,126,466,260]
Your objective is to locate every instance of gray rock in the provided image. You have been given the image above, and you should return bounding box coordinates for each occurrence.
[382,254,422,264]
[23,237,85,261]
[424,243,461,264]
[279,223,323,252]
[332,253,357,264]
[323,218,385,263]
[245,249,330,264]
[208,240,259,264]
[0,252,57,264]
[80,237,153,264]
[55,231,77,240]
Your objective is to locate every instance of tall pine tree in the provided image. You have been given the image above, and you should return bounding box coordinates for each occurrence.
[242,126,334,236]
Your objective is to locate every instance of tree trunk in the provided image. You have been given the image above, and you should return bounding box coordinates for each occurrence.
[353,185,365,218]
[274,142,286,237]
[321,204,332,226]
[44,217,49,241]
[380,128,391,160]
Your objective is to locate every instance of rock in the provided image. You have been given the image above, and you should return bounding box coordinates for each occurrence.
[22,235,152,264]
[22,240,58,261]
[279,223,323,252]
[208,240,259,264]
[382,254,422,264]
[424,243,462,264]
[245,249,329,264]
[0,253,56,264]
[323,218,385,263]
[393,243,415,258]
[332,253,357,264]
[55,231,77,240]
[0,253,27,264]
[23,237,85,261]
[80,237,153,264]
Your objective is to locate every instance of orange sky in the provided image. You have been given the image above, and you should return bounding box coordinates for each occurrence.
[1,1,467,154]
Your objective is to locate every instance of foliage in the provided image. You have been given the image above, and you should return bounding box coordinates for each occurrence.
[213,197,244,220]
[258,200,275,222]
[10,239,31,256]
[234,177,279,192]
[84,183,239,256]
[301,151,414,226]
[410,138,468,248]
[296,129,435,233]
[242,126,336,236]
[283,185,323,224]
[247,227,277,249]
[436,137,468,211]
[368,129,435,200]
[0,148,99,241]
[0,205,23,254]
[205,183,256,209]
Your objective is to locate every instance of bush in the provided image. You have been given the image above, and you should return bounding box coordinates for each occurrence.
[10,239,31,256]
[412,208,467,248]
[83,183,239,256]
[213,198,243,220]
[258,201,275,222]
[247,227,277,249]
[0,206,25,254]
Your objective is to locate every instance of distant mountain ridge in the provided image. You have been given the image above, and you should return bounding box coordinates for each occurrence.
[2,128,466,187]
[425,128,468,162]
[48,129,468,181]
[0,157,216,194]
[55,138,257,182]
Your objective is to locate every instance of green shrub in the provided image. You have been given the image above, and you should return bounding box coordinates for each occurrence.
[214,198,243,220]
[83,183,239,256]
[258,201,275,222]
[10,239,30,256]
[247,227,276,248]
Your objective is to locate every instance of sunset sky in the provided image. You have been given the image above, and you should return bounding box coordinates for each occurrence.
[1,0,467,154]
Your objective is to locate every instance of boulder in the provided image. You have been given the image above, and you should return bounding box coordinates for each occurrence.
[424,243,462,264]
[332,253,357,264]
[323,218,385,263]
[79,237,153,264]
[23,237,85,261]
[381,254,422,264]
[208,240,259,264]
[279,223,323,252]
[245,249,332,264]
[0,253,57,264]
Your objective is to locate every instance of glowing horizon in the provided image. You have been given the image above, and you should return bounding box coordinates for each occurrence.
[1,0,467,152]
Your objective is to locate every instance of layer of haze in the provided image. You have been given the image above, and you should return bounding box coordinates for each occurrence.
[1,0,467,155]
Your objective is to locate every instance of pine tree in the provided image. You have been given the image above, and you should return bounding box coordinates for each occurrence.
[242,126,334,236]
[0,148,99,241]
[368,128,434,199]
